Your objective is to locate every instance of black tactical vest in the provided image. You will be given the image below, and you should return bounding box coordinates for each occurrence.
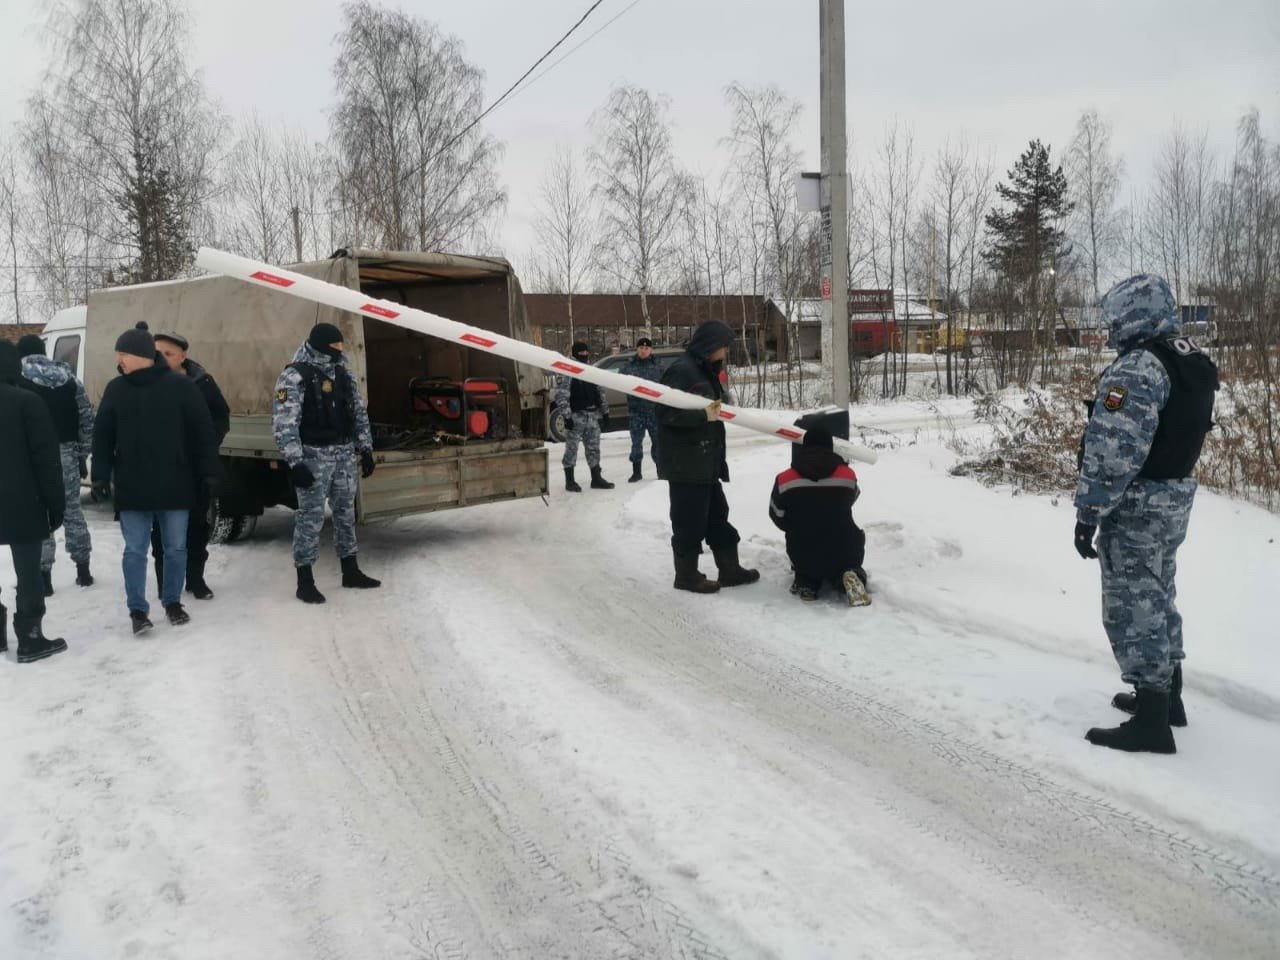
[1137,337,1219,480]
[290,362,355,446]
[20,378,80,444]
[568,377,600,412]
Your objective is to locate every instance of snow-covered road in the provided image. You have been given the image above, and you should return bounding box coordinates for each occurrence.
[3,402,1278,958]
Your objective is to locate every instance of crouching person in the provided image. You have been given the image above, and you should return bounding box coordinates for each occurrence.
[768,428,870,606]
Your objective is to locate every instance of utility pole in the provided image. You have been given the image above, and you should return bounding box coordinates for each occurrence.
[820,0,850,407]
[291,205,304,263]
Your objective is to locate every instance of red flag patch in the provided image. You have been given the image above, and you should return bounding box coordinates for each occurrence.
[1102,385,1128,412]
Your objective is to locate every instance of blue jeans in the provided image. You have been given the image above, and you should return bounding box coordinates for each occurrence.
[120,510,189,613]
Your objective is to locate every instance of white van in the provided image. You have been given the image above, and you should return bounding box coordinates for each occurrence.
[40,304,88,376]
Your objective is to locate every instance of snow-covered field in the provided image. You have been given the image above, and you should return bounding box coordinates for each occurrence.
[2,398,1278,959]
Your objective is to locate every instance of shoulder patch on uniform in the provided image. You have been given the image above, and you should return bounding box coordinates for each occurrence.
[1102,385,1128,412]
[276,388,288,402]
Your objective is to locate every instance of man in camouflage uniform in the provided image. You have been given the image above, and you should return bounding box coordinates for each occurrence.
[554,341,613,492]
[1074,274,1218,754]
[16,334,95,593]
[272,322,381,604]
[622,337,660,482]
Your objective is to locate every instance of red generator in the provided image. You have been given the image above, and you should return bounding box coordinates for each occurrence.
[408,377,509,440]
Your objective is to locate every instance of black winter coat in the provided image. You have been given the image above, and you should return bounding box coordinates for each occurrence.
[91,360,222,511]
[0,382,63,545]
[768,445,864,577]
[184,358,231,444]
[655,350,728,484]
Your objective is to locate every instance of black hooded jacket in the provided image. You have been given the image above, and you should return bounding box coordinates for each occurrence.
[0,343,63,545]
[655,322,733,484]
[92,357,222,511]
[183,358,232,444]
[768,444,864,577]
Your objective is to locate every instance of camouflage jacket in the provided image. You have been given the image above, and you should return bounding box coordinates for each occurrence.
[272,342,373,466]
[20,354,94,457]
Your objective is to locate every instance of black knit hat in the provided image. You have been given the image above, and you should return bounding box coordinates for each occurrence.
[17,334,46,358]
[154,331,190,351]
[636,336,653,348]
[0,340,19,384]
[114,322,155,359]
[802,427,833,450]
[570,341,590,357]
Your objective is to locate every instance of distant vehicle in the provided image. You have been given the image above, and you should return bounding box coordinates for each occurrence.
[851,318,896,357]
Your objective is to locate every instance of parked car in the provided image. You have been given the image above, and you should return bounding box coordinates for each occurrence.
[546,345,733,442]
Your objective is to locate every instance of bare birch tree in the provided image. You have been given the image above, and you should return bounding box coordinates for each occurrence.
[331,1,505,252]
[1066,109,1124,300]
[589,84,687,326]
[530,146,596,343]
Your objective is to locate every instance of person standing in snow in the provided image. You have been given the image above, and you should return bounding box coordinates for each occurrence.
[768,428,870,605]
[272,322,380,604]
[621,337,660,482]
[91,324,223,634]
[0,340,68,662]
[554,341,614,492]
[1074,274,1218,754]
[150,331,231,601]
[16,334,95,593]
[656,320,758,594]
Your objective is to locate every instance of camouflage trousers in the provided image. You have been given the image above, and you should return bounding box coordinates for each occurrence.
[41,442,91,571]
[628,406,657,464]
[1096,478,1196,690]
[293,444,359,567]
[562,411,602,469]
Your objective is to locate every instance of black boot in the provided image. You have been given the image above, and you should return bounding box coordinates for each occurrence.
[296,565,326,604]
[0,601,7,653]
[628,462,642,483]
[75,562,93,587]
[186,561,214,600]
[1112,663,1186,727]
[154,557,164,597]
[42,570,54,597]
[340,555,381,589]
[564,467,582,493]
[164,602,191,626]
[16,619,68,664]
[712,546,760,587]
[590,466,614,489]
[673,552,719,593]
[1087,686,1176,754]
[130,610,154,635]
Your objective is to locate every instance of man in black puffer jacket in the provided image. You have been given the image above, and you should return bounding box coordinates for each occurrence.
[92,325,222,634]
[768,428,870,606]
[151,330,231,601]
[0,340,68,662]
[655,320,759,594]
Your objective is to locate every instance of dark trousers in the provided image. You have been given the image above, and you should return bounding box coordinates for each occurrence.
[668,481,740,557]
[5,541,46,636]
[790,524,866,589]
[151,504,210,577]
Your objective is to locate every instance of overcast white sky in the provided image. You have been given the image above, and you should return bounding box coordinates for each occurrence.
[2,0,1278,265]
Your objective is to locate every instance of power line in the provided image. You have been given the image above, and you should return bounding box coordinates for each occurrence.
[391,0,611,191]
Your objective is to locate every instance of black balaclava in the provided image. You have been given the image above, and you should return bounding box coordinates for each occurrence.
[308,322,344,361]
[17,334,46,358]
[570,340,590,361]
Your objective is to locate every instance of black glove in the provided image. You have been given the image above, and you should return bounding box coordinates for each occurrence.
[48,511,64,533]
[1074,521,1098,560]
[360,449,376,479]
[91,480,112,501]
[290,462,316,489]
[78,457,88,480]
[564,415,574,431]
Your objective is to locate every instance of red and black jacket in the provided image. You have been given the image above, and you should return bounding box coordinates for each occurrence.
[769,446,864,577]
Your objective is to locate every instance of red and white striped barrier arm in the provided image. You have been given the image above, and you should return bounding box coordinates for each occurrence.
[194,247,878,465]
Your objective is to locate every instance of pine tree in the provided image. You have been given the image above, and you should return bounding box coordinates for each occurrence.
[983,140,1073,285]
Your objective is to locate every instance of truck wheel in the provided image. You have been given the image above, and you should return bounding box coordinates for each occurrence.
[547,409,567,443]
[207,497,257,544]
